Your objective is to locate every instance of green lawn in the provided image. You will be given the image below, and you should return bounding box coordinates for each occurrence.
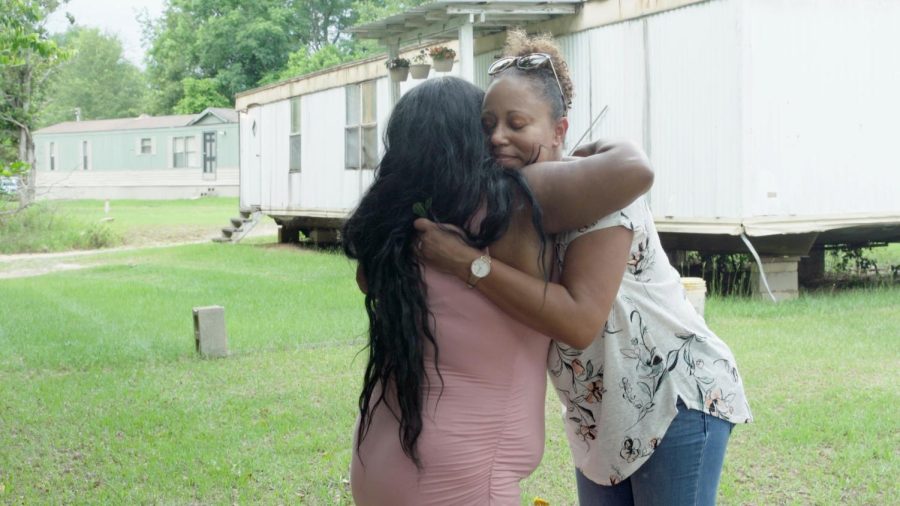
[863,242,900,270]
[825,243,900,275]
[57,198,245,243]
[0,198,254,254]
[0,243,897,505]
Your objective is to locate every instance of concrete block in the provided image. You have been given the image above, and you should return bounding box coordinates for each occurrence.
[751,256,799,301]
[756,256,800,273]
[765,270,798,287]
[309,228,340,244]
[193,306,229,358]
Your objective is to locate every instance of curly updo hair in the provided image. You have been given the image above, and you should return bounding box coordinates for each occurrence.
[496,28,575,119]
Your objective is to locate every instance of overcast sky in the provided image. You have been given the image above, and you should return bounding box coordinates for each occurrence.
[46,0,167,69]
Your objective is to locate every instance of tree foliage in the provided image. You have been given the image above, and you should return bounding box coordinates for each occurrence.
[265,0,430,83]
[143,0,429,113]
[143,0,305,113]
[40,27,146,127]
[0,0,71,206]
[262,39,379,84]
[173,77,231,114]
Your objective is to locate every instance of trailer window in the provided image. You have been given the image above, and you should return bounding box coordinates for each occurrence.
[345,81,377,170]
[173,136,197,168]
[289,97,302,172]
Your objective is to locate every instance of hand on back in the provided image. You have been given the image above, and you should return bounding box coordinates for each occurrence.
[413,218,481,281]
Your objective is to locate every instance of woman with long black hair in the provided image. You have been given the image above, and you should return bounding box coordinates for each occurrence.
[343,76,652,504]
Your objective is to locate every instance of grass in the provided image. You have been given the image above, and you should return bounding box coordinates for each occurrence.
[1,243,897,505]
[57,198,246,245]
[0,203,122,254]
[825,243,900,276]
[0,198,249,254]
[869,242,900,267]
[0,242,365,504]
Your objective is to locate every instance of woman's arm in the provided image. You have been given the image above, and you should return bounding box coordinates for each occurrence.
[413,218,631,349]
[522,140,652,234]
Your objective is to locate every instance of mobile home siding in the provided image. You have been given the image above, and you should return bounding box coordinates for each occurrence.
[259,100,291,210]
[645,0,743,219]
[587,19,647,157]
[237,0,899,245]
[556,31,594,154]
[34,119,239,199]
[473,52,493,90]
[742,0,900,218]
[301,86,346,210]
[239,107,263,208]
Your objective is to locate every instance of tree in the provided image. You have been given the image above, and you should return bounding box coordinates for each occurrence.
[39,27,146,127]
[142,0,427,113]
[262,39,378,84]
[0,0,71,207]
[265,0,430,83]
[143,0,303,113]
[300,0,357,52]
[173,77,230,114]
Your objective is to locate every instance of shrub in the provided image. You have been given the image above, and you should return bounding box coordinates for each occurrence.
[0,203,123,254]
[674,251,752,296]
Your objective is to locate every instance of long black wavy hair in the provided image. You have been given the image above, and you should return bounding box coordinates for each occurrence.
[342,77,546,467]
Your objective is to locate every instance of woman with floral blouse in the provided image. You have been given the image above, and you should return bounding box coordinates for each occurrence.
[415,29,751,505]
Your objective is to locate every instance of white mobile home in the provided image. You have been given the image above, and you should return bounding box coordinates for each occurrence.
[235,0,900,296]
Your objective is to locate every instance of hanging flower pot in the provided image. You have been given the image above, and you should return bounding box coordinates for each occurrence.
[409,63,431,79]
[409,50,431,79]
[389,67,409,82]
[386,58,410,82]
[429,46,456,73]
[432,58,454,72]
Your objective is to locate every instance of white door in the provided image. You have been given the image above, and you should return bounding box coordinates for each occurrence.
[239,107,263,207]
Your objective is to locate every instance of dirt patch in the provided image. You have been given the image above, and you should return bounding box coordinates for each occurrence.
[255,241,339,253]
[0,262,88,280]
[0,222,279,279]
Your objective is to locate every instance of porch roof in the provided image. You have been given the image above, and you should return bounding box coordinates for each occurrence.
[348,1,584,46]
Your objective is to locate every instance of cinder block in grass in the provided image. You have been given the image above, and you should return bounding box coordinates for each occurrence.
[193,306,229,358]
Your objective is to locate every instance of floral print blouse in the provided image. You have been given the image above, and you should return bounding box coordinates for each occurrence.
[549,196,752,486]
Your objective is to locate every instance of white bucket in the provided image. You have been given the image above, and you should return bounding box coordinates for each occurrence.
[680,277,707,317]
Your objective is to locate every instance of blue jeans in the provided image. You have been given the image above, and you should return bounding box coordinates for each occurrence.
[576,401,734,506]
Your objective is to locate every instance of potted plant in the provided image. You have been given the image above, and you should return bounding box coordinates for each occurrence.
[429,46,456,72]
[385,57,410,82]
[409,50,431,79]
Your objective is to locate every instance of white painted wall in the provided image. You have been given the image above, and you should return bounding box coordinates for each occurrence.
[587,19,646,154]
[298,87,344,210]
[741,0,900,218]
[645,0,744,219]
[260,100,290,210]
[239,107,262,208]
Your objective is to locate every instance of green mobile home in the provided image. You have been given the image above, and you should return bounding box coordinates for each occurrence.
[32,108,238,200]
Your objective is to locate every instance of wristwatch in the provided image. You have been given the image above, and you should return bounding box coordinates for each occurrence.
[466,255,492,288]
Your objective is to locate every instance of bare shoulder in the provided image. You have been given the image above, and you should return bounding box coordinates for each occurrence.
[489,199,551,278]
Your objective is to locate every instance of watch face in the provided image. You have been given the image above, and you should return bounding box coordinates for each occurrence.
[471,256,491,278]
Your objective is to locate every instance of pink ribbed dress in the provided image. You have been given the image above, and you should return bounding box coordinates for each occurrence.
[351,265,551,505]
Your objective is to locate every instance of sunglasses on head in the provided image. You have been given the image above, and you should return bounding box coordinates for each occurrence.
[488,53,570,111]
